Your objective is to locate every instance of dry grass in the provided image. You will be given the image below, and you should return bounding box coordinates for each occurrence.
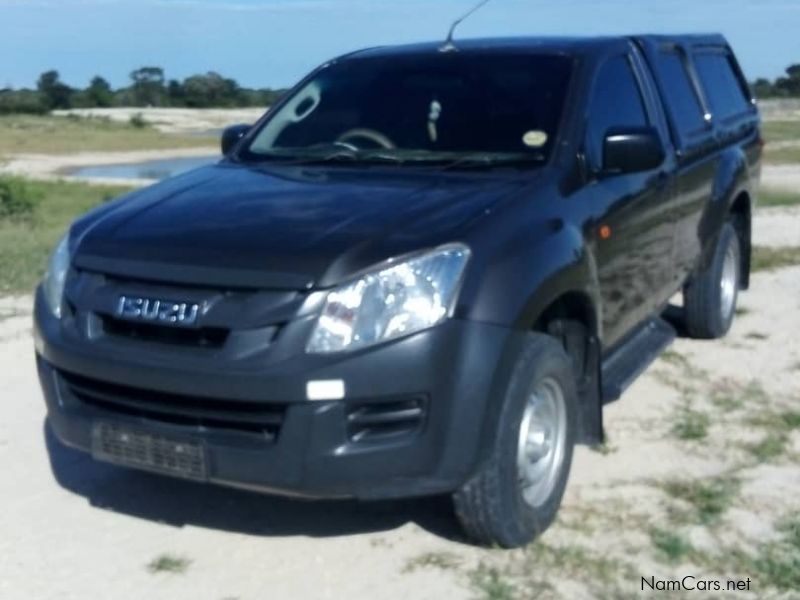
[752,246,800,272]
[0,114,214,155]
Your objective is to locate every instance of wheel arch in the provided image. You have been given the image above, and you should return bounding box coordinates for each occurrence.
[470,226,606,465]
[729,190,752,290]
[697,147,753,278]
[530,290,603,446]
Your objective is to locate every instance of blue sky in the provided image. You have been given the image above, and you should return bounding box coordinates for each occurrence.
[2,0,799,89]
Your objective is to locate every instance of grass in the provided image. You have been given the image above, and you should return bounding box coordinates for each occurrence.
[762,120,800,144]
[468,564,518,600]
[710,379,768,411]
[146,553,191,574]
[466,542,632,600]
[661,477,740,526]
[683,513,800,593]
[716,513,800,592]
[530,543,628,585]
[751,514,800,591]
[0,114,215,155]
[660,349,689,368]
[752,246,800,272]
[591,438,618,456]
[0,177,132,294]
[403,551,462,573]
[709,381,745,411]
[759,189,800,208]
[0,176,42,221]
[746,433,788,462]
[650,528,694,563]
[744,409,800,462]
[672,406,710,441]
[749,409,800,431]
[764,145,800,165]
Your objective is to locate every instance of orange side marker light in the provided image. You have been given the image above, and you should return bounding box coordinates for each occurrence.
[599,225,612,240]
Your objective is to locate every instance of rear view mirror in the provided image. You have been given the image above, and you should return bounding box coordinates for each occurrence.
[221,124,251,156]
[602,127,665,175]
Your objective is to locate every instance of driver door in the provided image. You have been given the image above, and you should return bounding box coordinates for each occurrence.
[579,52,677,348]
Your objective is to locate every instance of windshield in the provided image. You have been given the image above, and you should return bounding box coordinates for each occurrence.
[241,52,573,168]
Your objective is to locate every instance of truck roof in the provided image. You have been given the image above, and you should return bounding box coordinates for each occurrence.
[346,34,729,60]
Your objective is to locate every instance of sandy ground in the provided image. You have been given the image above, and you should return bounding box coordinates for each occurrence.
[759,98,800,121]
[52,108,267,134]
[762,165,800,193]
[0,206,798,599]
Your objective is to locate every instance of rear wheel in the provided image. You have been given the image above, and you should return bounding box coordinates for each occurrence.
[453,334,577,548]
[684,222,741,339]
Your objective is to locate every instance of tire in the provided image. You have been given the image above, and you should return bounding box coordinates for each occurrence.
[684,222,741,339]
[453,333,578,548]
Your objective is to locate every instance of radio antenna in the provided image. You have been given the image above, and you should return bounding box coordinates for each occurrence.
[439,0,492,53]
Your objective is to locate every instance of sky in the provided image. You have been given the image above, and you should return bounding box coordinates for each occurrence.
[1,0,799,90]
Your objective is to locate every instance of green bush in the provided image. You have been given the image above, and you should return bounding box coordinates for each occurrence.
[129,113,148,129]
[0,177,42,221]
[0,89,47,115]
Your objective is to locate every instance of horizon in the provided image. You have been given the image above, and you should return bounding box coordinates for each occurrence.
[2,0,799,90]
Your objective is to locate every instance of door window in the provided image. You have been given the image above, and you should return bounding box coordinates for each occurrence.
[586,55,649,169]
[693,51,751,120]
[654,49,706,138]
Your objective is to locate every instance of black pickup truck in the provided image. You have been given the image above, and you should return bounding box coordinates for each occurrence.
[35,34,761,548]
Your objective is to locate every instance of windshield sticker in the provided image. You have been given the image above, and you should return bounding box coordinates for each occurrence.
[522,130,548,148]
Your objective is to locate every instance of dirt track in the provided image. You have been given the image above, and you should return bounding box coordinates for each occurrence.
[1,205,798,599]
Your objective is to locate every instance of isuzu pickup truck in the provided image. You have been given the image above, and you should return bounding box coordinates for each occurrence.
[35,34,761,547]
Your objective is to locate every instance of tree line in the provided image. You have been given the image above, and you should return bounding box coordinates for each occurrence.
[750,64,800,98]
[0,67,288,114]
[3,62,800,115]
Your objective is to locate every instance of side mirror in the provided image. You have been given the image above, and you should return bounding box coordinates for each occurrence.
[221,124,251,156]
[602,127,665,175]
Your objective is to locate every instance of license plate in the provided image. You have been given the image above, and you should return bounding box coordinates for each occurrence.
[91,422,207,481]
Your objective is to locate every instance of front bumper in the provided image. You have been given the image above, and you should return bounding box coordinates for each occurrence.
[34,288,521,500]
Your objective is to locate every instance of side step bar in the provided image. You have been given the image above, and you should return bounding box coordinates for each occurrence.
[601,317,676,404]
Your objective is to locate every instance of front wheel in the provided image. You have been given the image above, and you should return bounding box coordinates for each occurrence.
[453,334,578,548]
[683,222,741,339]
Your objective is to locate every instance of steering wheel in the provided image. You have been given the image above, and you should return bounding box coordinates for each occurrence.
[336,128,396,150]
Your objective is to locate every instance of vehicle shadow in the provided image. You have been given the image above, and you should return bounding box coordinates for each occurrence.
[43,421,465,543]
[662,303,690,338]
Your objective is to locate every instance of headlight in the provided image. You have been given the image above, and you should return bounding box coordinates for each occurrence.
[307,244,470,353]
[43,233,71,318]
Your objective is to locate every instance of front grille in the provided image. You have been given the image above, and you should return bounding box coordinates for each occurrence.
[101,316,229,348]
[61,370,284,440]
[346,397,427,443]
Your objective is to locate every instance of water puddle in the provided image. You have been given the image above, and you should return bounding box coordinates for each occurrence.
[70,156,218,181]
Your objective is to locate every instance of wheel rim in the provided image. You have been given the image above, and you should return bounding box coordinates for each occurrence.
[720,243,738,323]
[517,376,567,509]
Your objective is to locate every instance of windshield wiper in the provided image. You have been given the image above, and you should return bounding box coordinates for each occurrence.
[441,153,546,171]
[242,149,544,169]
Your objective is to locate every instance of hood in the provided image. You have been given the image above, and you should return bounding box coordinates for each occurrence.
[73,162,531,290]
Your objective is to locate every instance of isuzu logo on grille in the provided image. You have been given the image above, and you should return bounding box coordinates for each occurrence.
[116,295,200,327]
